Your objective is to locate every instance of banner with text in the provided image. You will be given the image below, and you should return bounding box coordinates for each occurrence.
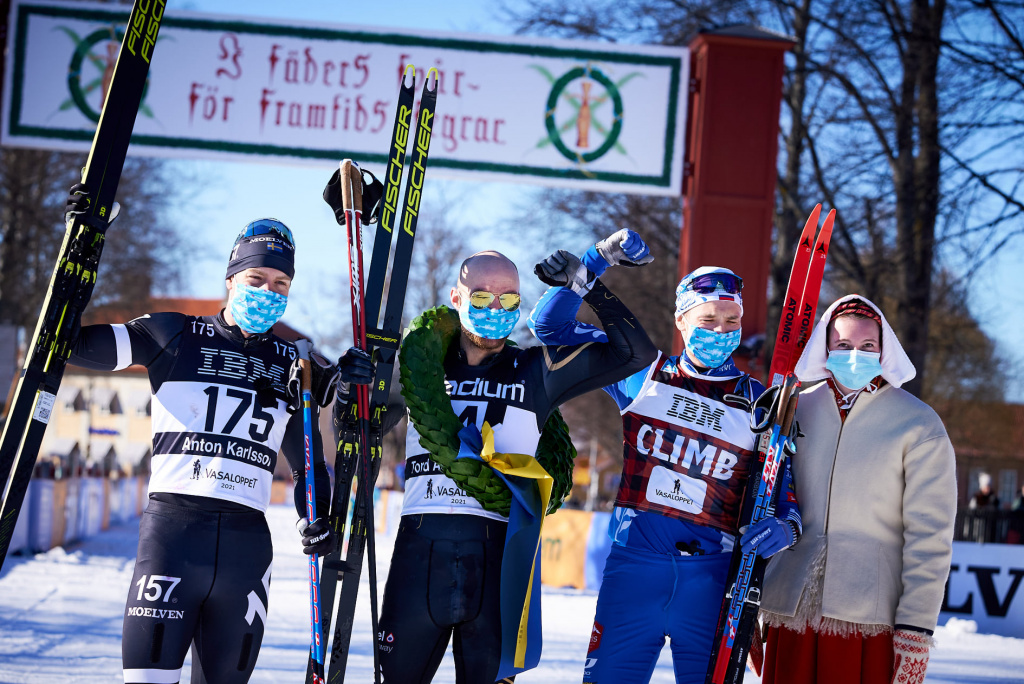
[941,541,1024,637]
[2,1,688,195]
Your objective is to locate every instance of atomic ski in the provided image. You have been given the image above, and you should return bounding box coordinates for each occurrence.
[308,65,439,684]
[0,0,166,570]
[705,206,835,684]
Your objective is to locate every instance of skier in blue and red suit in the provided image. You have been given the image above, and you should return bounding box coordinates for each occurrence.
[529,230,803,684]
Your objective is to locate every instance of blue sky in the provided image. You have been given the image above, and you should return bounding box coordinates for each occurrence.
[170,0,1022,400]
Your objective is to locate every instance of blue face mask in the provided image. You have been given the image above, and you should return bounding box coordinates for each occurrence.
[825,349,882,390]
[458,300,520,340]
[684,325,741,369]
[230,283,288,334]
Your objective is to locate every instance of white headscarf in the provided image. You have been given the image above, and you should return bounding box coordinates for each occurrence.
[793,294,916,389]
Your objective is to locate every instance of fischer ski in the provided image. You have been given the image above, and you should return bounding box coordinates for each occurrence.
[0,0,166,569]
[705,206,835,684]
[309,65,439,684]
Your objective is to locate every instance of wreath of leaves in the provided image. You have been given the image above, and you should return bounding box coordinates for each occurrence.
[399,306,577,516]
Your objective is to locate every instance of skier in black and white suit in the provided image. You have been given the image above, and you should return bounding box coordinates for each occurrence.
[63,187,373,684]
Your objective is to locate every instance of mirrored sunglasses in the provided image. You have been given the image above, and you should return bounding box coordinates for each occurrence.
[684,273,743,294]
[237,219,295,248]
[469,290,521,311]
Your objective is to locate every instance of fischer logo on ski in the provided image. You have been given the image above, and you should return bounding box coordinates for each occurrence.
[309,65,439,684]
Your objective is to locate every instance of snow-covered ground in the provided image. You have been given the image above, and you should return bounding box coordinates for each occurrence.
[1,504,1022,683]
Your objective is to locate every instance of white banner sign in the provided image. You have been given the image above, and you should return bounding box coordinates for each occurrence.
[940,541,1024,637]
[2,1,688,196]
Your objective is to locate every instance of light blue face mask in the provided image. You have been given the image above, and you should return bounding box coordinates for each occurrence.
[458,300,520,340]
[825,349,882,390]
[684,325,741,369]
[230,283,288,334]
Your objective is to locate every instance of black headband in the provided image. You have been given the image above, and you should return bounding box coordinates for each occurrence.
[225,235,295,279]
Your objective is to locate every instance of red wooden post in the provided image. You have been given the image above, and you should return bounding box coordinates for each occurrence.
[676,27,794,375]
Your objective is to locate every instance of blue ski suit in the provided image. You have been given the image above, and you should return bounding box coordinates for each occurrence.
[529,286,800,684]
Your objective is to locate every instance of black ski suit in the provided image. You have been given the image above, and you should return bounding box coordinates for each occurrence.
[71,311,329,684]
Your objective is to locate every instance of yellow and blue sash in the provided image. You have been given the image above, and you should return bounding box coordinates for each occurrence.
[457,423,552,679]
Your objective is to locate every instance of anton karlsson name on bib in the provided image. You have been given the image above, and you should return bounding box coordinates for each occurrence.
[181,435,271,467]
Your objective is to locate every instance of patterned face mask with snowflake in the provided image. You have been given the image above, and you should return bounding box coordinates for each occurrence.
[683,325,740,369]
[458,299,520,340]
[229,283,288,334]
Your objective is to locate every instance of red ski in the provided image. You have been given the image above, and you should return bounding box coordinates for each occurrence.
[705,206,835,684]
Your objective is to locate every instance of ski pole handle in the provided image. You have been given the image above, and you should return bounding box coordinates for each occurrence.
[775,374,799,433]
[340,159,364,220]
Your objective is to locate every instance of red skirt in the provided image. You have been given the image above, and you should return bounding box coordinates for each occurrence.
[762,624,894,684]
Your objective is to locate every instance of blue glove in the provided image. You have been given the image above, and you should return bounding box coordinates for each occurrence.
[583,229,653,276]
[740,517,797,559]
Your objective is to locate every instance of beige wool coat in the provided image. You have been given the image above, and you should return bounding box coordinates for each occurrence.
[761,295,957,635]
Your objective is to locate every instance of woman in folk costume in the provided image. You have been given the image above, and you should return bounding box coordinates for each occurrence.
[759,295,957,684]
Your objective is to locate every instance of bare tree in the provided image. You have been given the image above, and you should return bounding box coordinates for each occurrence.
[0,149,187,328]
[406,203,469,317]
[509,0,1024,403]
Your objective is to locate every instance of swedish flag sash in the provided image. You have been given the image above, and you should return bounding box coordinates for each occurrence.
[457,423,552,679]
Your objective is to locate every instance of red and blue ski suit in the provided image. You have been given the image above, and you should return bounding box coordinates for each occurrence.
[529,286,801,684]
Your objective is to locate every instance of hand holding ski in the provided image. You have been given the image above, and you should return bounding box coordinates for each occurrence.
[708,375,799,684]
[705,205,835,684]
[310,66,439,684]
[0,0,165,570]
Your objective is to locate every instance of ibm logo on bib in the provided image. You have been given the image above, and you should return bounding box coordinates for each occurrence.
[665,393,725,432]
[197,347,286,383]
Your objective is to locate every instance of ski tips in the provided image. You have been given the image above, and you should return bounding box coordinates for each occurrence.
[424,67,439,92]
[821,208,836,234]
[798,204,822,248]
[814,209,836,256]
[401,63,416,87]
[399,65,438,93]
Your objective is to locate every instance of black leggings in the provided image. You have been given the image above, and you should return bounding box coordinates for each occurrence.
[122,500,273,684]
[378,513,512,684]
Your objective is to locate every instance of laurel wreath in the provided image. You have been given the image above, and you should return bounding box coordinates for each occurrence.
[399,306,577,516]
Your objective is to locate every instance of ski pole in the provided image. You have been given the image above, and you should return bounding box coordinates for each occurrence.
[296,339,325,684]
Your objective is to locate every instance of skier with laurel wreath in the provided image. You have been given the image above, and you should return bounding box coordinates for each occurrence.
[377,239,657,683]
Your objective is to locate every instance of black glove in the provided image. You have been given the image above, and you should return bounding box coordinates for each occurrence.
[338,347,374,386]
[65,183,120,225]
[285,343,342,411]
[323,165,384,226]
[297,517,335,556]
[534,250,596,296]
